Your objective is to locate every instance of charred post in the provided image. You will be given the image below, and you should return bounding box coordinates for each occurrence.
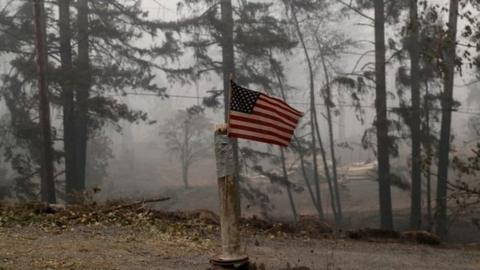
[210,125,248,268]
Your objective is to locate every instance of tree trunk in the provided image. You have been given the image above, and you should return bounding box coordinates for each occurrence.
[313,108,338,221]
[374,0,393,230]
[182,161,189,189]
[33,0,56,203]
[221,0,235,122]
[424,80,433,229]
[294,136,322,216]
[74,0,90,202]
[220,0,241,216]
[319,50,343,224]
[270,54,313,221]
[270,56,321,219]
[59,0,77,203]
[436,0,459,239]
[280,147,298,222]
[271,68,298,222]
[290,2,324,219]
[409,0,422,230]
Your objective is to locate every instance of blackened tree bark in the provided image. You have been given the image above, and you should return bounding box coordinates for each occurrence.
[59,0,77,203]
[408,0,422,230]
[74,0,90,202]
[374,0,393,230]
[436,0,459,239]
[33,0,56,203]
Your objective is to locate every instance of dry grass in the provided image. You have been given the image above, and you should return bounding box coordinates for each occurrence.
[0,202,479,270]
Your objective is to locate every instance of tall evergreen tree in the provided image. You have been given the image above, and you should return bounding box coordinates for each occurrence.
[408,0,422,230]
[436,0,459,238]
[392,3,445,229]
[160,0,297,212]
[374,0,394,230]
[58,0,77,202]
[33,0,56,203]
[282,0,364,223]
[287,0,325,219]
[340,0,408,230]
[0,0,177,201]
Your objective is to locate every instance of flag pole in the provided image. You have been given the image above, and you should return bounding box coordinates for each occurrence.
[226,73,235,134]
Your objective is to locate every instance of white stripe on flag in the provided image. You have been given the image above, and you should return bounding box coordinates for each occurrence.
[228,128,290,145]
[230,111,296,132]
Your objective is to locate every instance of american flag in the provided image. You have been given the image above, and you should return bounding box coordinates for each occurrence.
[228,80,303,147]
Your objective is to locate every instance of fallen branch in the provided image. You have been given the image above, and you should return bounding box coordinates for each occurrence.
[103,197,171,213]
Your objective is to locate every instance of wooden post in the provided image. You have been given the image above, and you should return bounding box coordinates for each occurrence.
[211,125,248,268]
[33,0,56,204]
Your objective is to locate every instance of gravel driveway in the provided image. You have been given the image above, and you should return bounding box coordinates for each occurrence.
[0,226,478,270]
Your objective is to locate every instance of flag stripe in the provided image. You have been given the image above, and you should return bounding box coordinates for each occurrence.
[259,95,303,117]
[229,132,288,146]
[252,108,297,128]
[229,128,290,146]
[230,111,295,132]
[229,123,292,142]
[256,100,301,123]
[229,120,293,139]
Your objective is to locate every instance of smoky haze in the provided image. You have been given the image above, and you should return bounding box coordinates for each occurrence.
[0,0,479,245]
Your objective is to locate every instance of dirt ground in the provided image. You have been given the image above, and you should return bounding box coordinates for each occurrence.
[0,224,479,270]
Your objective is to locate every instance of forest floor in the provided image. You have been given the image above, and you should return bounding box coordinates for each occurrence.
[0,203,479,270]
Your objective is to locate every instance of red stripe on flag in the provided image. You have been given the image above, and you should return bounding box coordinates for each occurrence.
[228,132,289,147]
[230,113,295,133]
[259,95,303,117]
[229,123,292,142]
[256,98,301,118]
[251,109,297,129]
[229,119,293,138]
[229,127,290,145]
[255,101,300,123]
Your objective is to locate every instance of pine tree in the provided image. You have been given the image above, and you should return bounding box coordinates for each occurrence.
[392,2,445,229]
[283,0,367,224]
[0,0,178,201]
[374,0,394,230]
[33,0,56,203]
[436,0,459,238]
[159,0,297,212]
[286,0,325,219]
[58,0,77,202]
[408,0,422,230]
[341,0,409,230]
